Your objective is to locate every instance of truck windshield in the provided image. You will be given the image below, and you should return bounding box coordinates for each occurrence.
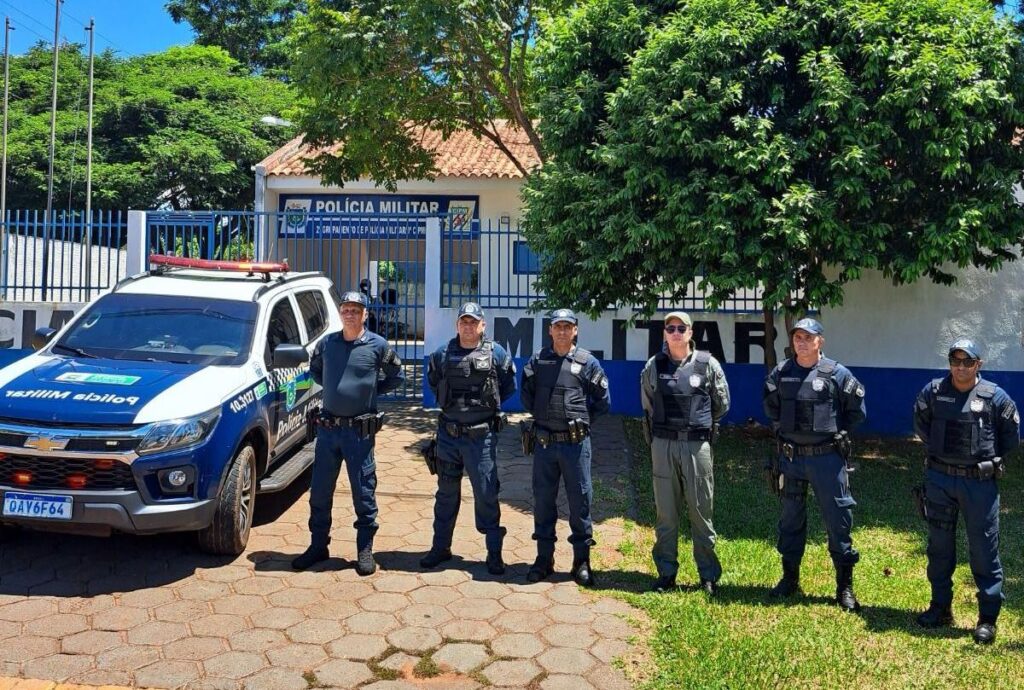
[55,294,258,365]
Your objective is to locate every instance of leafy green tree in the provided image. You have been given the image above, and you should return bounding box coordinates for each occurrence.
[165,0,306,77]
[4,43,293,210]
[525,0,1024,365]
[288,0,563,189]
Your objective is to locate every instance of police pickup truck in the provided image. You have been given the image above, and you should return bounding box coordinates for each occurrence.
[0,255,337,554]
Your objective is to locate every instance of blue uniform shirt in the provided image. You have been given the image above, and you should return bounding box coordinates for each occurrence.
[521,346,611,422]
[913,375,1020,461]
[763,358,866,445]
[310,330,404,417]
[427,339,518,406]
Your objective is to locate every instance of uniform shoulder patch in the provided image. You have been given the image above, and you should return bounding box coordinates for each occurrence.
[856,386,865,397]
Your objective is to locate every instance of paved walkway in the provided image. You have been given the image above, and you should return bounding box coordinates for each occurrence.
[0,405,642,689]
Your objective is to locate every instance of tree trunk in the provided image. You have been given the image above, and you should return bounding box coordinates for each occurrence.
[763,304,777,371]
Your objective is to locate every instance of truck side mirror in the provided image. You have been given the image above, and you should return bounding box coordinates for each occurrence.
[272,343,308,369]
[32,327,58,351]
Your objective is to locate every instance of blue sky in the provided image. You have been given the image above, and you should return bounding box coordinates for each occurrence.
[0,0,195,56]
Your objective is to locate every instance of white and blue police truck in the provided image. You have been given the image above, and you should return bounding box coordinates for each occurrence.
[0,255,339,554]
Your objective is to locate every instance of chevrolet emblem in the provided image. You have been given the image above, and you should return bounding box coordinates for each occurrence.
[23,435,69,452]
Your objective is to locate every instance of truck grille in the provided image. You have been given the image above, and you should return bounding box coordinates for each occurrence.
[0,455,136,490]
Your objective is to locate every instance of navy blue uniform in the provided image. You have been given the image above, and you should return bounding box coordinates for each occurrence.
[521,346,610,561]
[913,375,1019,621]
[308,330,404,552]
[763,356,866,568]
[427,338,517,554]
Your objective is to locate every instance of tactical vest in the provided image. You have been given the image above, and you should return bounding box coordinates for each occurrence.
[778,357,839,434]
[531,347,592,431]
[652,351,713,432]
[436,338,500,424]
[927,378,997,463]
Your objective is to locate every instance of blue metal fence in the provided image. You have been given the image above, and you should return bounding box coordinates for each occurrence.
[145,211,259,263]
[440,218,767,313]
[0,209,128,302]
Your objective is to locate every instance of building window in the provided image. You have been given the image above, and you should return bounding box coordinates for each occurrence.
[513,241,541,275]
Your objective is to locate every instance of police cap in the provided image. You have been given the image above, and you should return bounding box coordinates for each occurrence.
[789,317,824,336]
[550,308,578,325]
[340,291,368,308]
[948,338,981,360]
[458,303,485,321]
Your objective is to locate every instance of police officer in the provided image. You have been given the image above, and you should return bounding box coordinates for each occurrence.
[763,317,866,611]
[292,290,405,575]
[913,338,1019,644]
[641,311,730,595]
[421,303,517,574]
[521,309,610,586]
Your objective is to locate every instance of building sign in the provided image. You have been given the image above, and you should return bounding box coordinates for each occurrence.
[279,194,480,238]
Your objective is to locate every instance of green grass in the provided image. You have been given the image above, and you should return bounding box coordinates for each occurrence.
[597,419,1024,689]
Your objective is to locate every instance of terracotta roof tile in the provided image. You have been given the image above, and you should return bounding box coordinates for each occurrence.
[258,121,541,179]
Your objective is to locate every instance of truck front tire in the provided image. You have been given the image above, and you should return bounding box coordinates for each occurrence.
[197,444,256,555]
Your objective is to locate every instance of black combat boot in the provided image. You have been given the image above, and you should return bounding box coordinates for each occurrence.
[835,564,861,612]
[916,603,953,628]
[974,616,997,645]
[419,548,453,569]
[486,550,506,575]
[355,545,376,576]
[291,545,329,571]
[527,556,554,583]
[769,559,801,598]
[572,557,596,587]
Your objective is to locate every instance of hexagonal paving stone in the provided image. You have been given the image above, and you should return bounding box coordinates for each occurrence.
[267,588,322,609]
[373,573,422,593]
[362,679,419,690]
[58,593,115,615]
[134,659,202,688]
[69,668,132,687]
[378,651,418,672]
[590,638,631,664]
[346,611,399,635]
[386,626,442,653]
[540,623,596,649]
[592,614,634,640]
[128,620,190,645]
[213,594,267,616]
[493,610,551,633]
[322,581,374,601]
[325,633,389,660]
[307,598,360,620]
[61,629,121,654]
[481,659,542,687]
[408,585,461,606]
[397,603,452,627]
[500,592,550,612]
[24,612,88,638]
[203,650,268,679]
[198,564,251,582]
[312,658,374,687]
[586,665,634,690]
[541,674,596,690]
[191,613,248,637]
[119,587,177,608]
[95,645,161,671]
[242,667,310,690]
[266,642,329,670]
[249,607,305,630]
[228,628,287,653]
[0,598,56,622]
[178,580,233,601]
[491,632,546,659]
[548,603,597,625]
[447,618,502,642]
[456,581,510,600]
[448,597,504,621]
[286,618,345,645]
[537,647,597,675]
[360,592,410,613]
[233,577,285,596]
[92,605,150,631]
[163,636,227,661]
[432,642,489,673]
[23,653,94,681]
[155,599,213,622]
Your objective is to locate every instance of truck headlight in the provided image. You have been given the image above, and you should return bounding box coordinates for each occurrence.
[137,409,221,455]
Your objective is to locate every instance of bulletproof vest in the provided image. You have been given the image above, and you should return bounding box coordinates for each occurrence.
[927,378,997,463]
[531,347,592,431]
[436,338,500,424]
[778,357,839,435]
[652,351,713,432]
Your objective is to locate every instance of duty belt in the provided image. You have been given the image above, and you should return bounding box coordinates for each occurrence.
[535,422,590,446]
[927,457,1003,480]
[440,413,507,439]
[316,414,363,429]
[780,441,836,459]
[653,428,711,442]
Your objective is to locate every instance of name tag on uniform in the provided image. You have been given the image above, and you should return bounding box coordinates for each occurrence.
[936,396,956,403]
[689,375,702,388]
[812,378,825,392]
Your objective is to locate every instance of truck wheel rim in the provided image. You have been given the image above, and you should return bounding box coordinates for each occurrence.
[238,458,253,534]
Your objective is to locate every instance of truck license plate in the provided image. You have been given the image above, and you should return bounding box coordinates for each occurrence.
[2,492,73,520]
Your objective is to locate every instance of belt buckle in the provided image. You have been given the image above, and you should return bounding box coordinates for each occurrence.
[782,442,795,460]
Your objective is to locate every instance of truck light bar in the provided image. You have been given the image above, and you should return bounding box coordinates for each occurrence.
[149,254,289,274]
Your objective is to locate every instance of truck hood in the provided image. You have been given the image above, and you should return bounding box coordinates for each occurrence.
[0,355,210,425]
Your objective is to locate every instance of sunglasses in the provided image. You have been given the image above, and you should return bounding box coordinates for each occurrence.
[664,325,689,334]
[948,356,979,368]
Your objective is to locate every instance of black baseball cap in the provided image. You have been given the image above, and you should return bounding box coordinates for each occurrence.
[948,338,981,360]
[458,303,485,321]
[340,291,368,308]
[789,317,824,336]
[550,308,578,325]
